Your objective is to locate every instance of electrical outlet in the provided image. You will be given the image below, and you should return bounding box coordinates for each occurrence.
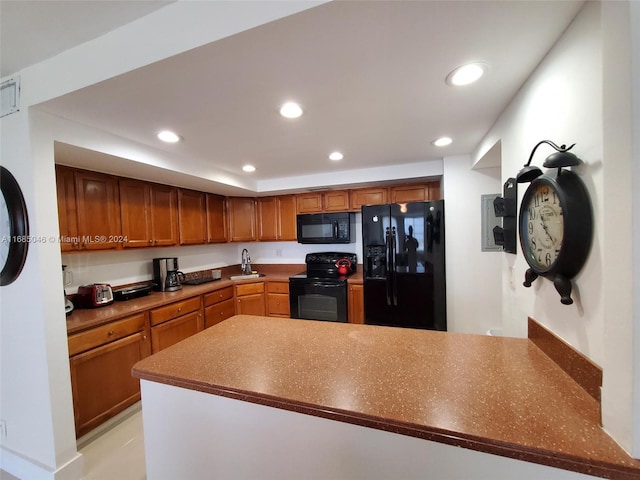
[0,419,7,438]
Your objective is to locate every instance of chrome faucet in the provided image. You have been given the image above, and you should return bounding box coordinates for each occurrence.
[241,248,252,275]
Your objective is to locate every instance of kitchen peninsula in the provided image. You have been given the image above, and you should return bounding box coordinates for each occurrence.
[132,315,640,480]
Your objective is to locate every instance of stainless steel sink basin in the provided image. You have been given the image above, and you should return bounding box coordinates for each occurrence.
[229,273,265,281]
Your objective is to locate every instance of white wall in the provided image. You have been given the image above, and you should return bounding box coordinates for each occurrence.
[442,155,502,334]
[474,1,638,454]
[141,380,600,480]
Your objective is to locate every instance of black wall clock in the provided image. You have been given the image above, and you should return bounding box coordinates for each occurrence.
[1,166,30,286]
[519,168,592,305]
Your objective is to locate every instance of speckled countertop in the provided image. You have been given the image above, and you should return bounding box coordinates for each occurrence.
[132,315,640,479]
[66,264,304,334]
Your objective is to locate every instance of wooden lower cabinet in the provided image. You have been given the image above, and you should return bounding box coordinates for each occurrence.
[150,297,203,353]
[267,281,290,317]
[348,283,364,324]
[204,286,235,328]
[68,313,150,438]
[235,282,266,316]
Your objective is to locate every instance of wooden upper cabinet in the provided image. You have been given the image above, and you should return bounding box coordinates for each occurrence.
[119,179,152,248]
[324,190,350,211]
[426,181,441,200]
[296,193,323,213]
[278,195,297,241]
[150,184,179,246]
[178,189,207,245]
[390,182,441,203]
[206,194,228,243]
[350,187,388,211]
[55,166,79,252]
[228,197,257,242]
[258,195,297,241]
[74,170,122,250]
[297,190,349,213]
[257,197,278,241]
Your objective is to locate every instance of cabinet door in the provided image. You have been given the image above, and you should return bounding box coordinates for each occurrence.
[206,194,228,243]
[69,331,149,437]
[324,190,350,212]
[278,195,297,241]
[119,179,152,248]
[257,197,278,241]
[426,181,441,200]
[55,166,80,252]
[348,284,365,324]
[296,193,323,214]
[237,294,266,316]
[150,184,178,246]
[390,184,428,204]
[228,197,257,242]
[151,311,202,353]
[178,189,207,245]
[267,294,290,317]
[75,170,122,250]
[350,187,388,211]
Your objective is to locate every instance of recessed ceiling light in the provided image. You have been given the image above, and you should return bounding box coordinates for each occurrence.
[433,137,453,147]
[156,130,181,143]
[279,102,303,119]
[242,165,256,173]
[446,63,488,86]
[329,152,344,161]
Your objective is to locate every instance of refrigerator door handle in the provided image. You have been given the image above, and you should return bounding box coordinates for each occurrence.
[391,227,398,306]
[385,227,392,306]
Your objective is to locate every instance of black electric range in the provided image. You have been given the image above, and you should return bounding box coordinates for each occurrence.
[289,252,357,322]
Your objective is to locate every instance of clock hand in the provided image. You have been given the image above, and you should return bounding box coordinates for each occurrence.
[542,222,555,244]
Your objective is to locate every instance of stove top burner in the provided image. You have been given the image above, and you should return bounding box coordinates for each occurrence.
[291,252,357,281]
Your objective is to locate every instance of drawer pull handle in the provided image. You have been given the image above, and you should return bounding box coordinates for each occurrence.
[108,330,115,336]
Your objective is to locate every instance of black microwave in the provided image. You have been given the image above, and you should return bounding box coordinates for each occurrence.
[296,212,356,244]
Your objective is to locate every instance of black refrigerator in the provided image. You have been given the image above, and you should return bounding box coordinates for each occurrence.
[362,201,446,330]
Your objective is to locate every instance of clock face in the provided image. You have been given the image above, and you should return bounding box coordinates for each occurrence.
[521,181,564,272]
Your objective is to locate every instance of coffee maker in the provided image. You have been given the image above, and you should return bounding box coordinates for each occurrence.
[153,257,183,292]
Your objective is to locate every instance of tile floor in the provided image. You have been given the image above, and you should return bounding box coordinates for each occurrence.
[0,408,145,480]
[78,409,146,480]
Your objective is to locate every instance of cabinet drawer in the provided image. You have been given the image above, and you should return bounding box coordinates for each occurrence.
[68,313,147,356]
[150,311,202,353]
[203,286,234,307]
[150,296,202,326]
[204,299,235,328]
[235,282,265,296]
[267,281,289,294]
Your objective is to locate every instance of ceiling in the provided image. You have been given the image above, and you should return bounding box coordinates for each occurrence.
[2,1,585,196]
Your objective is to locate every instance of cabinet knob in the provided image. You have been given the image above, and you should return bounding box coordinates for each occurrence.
[149,239,153,244]
[108,330,114,336]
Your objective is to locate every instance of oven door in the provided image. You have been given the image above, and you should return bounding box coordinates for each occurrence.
[289,279,348,322]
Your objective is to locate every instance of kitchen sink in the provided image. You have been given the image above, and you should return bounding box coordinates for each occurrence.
[229,273,265,281]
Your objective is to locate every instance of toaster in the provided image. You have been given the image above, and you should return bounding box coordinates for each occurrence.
[76,284,114,308]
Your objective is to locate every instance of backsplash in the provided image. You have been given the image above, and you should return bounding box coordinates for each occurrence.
[61,215,362,293]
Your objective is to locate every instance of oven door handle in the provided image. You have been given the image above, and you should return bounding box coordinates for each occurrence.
[308,282,343,289]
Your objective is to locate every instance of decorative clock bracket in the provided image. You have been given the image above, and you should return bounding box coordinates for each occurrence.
[523,269,574,305]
